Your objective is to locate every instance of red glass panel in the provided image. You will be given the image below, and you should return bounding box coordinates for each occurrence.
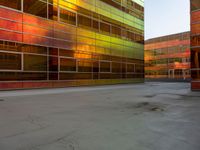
[23,14,53,29]
[23,24,53,37]
[0,19,22,32]
[0,7,22,22]
[23,34,53,46]
[191,11,200,23]
[0,29,22,42]
[191,24,200,35]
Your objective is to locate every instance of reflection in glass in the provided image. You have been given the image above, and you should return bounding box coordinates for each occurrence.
[24,54,47,71]
[24,0,47,18]
[0,0,21,11]
[60,58,76,72]
[60,8,76,25]
[0,52,21,70]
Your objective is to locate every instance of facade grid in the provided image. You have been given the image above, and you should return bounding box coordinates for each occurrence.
[191,0,200,90]
[0,0,144,90]
[145,32,190,80]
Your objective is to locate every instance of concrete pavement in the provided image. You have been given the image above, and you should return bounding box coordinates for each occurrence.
[0,82,200,150]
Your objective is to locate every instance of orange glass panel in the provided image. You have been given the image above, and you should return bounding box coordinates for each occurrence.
[191,24,200,35]
[191,11,200,23]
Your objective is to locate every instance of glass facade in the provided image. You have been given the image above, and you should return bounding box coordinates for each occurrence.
[191,0,200,90]
[0,0,144,89]
[145,32,190,79]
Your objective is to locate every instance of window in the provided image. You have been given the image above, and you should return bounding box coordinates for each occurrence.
[0,0,21,11]
[48,4,58,20]
[191,48,200,69]
[191,35,200,47]
[100,22,110,34]
[78,14,92,28]
[49,48,58,56]
[0,52,21,70]
[112,62,121,73]
[100,61,110,72]
[93,61,99,72]
[191,70,200,80]
[49,73,58,80]
[24,54,47,71]
[191,0,200,11]
[59,49,75,57]
[100,0,121,10]
[78,60,92,72]
[24,0,47,18]
[111,26,121,37]
[134,2,144,12]
[49,56,58,71]
[60,8,76,25]
[21,45,47,54]
[48,0,53,4]
[92,20,99,31]
[127,64,135,72]
[0,41,22,52]
[60,58,76,72]
[135,64,144,73]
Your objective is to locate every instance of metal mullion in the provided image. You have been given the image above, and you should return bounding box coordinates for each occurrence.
[125,62,127,78]
[0,69,22,72]
[58,48,60,80]
[110,61,112,73]
[58,1,60,22]
[75,12,78,27]
[47,48,49,81]
[21,53,24,71]
[92,60,94,80]
[0,49,21,54]
[76,60,78,73]
[99,60,101,74]
[47,0,49,19]
[21,0,24,12]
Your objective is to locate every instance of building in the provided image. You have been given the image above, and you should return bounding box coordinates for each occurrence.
[145,32,190,80]
[0,0,144,90]
[191,0,200,90]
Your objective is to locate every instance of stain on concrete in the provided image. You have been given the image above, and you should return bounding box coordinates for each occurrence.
[125,101,166,113]
[144,95,156,98]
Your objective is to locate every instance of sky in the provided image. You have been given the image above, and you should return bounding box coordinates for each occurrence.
[144,0,190,40]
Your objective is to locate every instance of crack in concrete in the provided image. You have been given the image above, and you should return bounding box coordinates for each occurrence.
[143,93,200,99]
[26,115,46,129]
[0,126,48,139]
[29,131,78,150]
[0,115,49,139]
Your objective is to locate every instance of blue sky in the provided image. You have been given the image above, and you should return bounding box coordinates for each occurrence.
[145,0,190,40]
